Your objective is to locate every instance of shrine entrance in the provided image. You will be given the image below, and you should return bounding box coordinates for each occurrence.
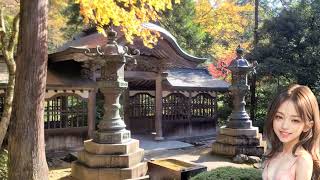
[127,90,218,138]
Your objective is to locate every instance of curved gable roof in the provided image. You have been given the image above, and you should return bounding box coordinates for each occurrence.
[50,23,207,66]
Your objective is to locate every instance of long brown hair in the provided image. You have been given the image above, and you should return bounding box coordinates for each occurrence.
[264,84,320,178]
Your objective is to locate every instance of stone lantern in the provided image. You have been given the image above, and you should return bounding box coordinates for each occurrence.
[227,46,253,129]
[212,46,265,157]
[71,29,148,180]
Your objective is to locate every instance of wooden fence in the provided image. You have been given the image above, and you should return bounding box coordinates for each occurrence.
[128,92,217,136]
[44,94,88,130]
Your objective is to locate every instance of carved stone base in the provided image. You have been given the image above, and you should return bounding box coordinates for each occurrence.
[71,161,147,180]
[71,139,147,180]
[93,129,131,144]
[84,139,139,155]
[78,148,144,168]
[212,126,265,157]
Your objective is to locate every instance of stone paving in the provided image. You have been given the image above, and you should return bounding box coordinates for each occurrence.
[48,135,256,180]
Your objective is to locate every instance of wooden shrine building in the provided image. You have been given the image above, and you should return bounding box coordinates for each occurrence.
[0,23,229,151]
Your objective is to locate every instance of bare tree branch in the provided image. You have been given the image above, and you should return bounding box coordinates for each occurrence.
[0,7,7,50]
[8,13,19,52]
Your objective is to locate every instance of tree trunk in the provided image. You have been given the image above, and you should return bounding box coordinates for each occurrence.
[250,0,259,122]
[8,0,49,179]
[0,10,19,148]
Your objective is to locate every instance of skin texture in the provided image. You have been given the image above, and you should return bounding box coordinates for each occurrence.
[264,100,313,180]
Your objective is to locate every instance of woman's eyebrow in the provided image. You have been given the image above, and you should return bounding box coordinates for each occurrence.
[290,115,301,118]
[275,112,284,115]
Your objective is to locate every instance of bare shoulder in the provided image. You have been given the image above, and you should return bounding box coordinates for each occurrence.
[296,150,313,165]
[295,150,313,180]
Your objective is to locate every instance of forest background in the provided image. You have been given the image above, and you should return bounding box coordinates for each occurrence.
[0,0,319,179]
[1,0,320,135]
[2,0,320,135]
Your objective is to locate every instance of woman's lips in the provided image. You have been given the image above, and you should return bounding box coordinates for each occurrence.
[279,131,291,138]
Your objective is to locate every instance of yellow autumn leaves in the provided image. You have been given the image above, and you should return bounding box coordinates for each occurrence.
[76,0,254,59]
[76,0,180,48]
[195,0,254,59]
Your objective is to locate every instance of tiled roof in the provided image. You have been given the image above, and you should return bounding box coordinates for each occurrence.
[164,68,230,91]
[50,23,207,66]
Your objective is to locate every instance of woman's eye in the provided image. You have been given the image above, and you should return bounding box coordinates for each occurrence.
[275,115,282,120]
[292,119,301,123]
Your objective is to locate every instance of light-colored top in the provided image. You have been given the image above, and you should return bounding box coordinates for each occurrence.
[263,157,298,180]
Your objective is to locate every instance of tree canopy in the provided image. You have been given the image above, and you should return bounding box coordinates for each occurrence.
[159,0,214,58]
[76,0,180,48]
[195,0,254,59]
[249,0,320,95]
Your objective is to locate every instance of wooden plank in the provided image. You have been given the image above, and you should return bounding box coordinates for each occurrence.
[125,71,157,80]
[45,127,88,136]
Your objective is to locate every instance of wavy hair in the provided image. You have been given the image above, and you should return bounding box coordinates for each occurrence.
[264,84,320,178]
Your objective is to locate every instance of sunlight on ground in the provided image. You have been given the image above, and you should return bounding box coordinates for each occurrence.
[49,168,73,180]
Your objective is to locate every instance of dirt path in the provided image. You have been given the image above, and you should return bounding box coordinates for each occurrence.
[48,144,254,180]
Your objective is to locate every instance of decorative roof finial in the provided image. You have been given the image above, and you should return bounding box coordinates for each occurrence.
[107,28,117,43]
[236,45,244,58]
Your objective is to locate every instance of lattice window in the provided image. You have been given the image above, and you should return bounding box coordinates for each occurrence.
[129,93,155,118]
[163,93,188,121]
[0,94,4,117]
[191,93,215,118]
[44,94,88,129]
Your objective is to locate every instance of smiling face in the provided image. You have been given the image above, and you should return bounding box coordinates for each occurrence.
[272,99,309,146]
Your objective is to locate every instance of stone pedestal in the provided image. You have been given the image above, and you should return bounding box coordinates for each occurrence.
[212,126,265,157]
[71,139,148,180]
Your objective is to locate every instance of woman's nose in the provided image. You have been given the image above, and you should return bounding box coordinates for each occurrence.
[281,119,290,129]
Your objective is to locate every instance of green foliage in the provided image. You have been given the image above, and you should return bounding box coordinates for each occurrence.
[216,93,232,127]
[159,0,214,59]
[48,0,85,52]
[190,166,262,180]
[249,0,320,96]
[251,77,293,132]
[61,1,85,40]
[0,149,8,180]
[247,0,320,128]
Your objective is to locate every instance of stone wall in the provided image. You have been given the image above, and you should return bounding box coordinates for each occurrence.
[45,134,87,152]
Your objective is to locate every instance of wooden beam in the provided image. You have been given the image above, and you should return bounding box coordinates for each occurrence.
[125,71,157,80]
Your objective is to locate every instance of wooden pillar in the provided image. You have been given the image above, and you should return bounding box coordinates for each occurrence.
[61,96,68,128]
[187,91,192,136]
[86,63,98,139]
[214,91,218,128]
[87,89,96,138]
[155,73,164,140]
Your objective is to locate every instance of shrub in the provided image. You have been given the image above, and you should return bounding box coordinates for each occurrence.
[190,166,262,180]
[0,149,8,180]
[216,93,232,127]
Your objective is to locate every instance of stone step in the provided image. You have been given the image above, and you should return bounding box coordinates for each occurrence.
[219,126,259,137]
[71,161,148,180]
[215,134,260,146]
[78,148,144,168]
[212,142,264,157]
[84,139,140,155]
